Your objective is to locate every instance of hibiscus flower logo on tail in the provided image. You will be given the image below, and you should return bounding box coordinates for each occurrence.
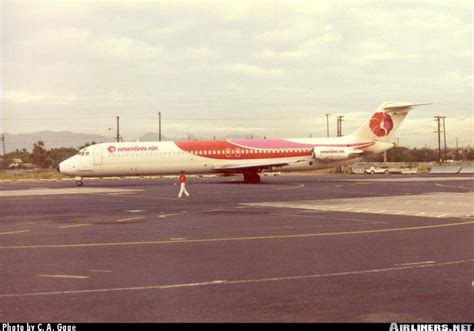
[107,146,116,153]
[369,112,393,137]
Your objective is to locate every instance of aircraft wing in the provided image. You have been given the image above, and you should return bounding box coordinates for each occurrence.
[213,158,308,172]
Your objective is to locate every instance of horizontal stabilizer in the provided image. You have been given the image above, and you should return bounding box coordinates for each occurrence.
[383,102,433,112]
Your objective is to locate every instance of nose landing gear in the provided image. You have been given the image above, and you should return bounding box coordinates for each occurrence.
[74,177,84,187]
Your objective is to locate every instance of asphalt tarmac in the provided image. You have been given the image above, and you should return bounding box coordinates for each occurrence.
[0,174,473,322]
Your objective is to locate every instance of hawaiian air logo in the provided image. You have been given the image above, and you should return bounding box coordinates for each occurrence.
[107,146,116,153]
[369,112,394,137]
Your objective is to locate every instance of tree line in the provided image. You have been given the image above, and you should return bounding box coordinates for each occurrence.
[1,141,96,169]
[366,146,474,163]
[1,141,473,170]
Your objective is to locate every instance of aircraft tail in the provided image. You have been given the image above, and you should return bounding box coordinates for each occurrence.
[349,102,430,142]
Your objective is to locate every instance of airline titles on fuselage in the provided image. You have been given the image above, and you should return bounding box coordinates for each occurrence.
[107,145,159,153]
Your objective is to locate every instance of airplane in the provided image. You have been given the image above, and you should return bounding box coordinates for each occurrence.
[59,102,428,186]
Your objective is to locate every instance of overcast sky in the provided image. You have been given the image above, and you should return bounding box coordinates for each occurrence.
[1,0,472,147]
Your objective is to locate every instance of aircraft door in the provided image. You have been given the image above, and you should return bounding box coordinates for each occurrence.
[93,147,103,165]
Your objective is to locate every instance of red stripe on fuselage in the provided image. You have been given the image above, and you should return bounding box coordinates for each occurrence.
[174,140,312,160]
[174,140,374,160]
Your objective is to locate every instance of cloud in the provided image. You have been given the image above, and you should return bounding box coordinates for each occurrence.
[218,63,285,78]
[1,1,472,146]
[92,34,163,62]
[2,89,79,105]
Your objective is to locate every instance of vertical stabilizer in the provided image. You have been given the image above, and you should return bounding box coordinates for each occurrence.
[349,102,429,142]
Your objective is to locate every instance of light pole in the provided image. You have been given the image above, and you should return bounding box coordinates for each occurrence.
[336,116,344,137]
[325,114,331,137]
[116,116,120,142]
[0,134,5,157]
[158,112,162,142]
[434,116,444,164]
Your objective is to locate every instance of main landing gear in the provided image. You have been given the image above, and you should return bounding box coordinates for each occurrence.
[75,176,84,187]
[243,172,261,184]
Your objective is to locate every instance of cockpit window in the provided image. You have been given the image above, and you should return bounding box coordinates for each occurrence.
[76,149,88,156]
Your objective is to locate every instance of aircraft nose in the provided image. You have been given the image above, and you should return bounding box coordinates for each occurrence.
[58,160,67,174]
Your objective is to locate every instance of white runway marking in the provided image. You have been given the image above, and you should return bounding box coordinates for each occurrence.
[126,210,144,213]
[58,224,91,229]
[37,274,90,279]
[350,177,474,182]
[105,192,137,196]
[268,213,386,225]
[0,229,31,236]
[0,188,142,198]
[274,184,305,190]
[244,192,474,219]
[1,259,471,298]
[435,183,471,192]
[395,261,435,267]
[116,216,144,223]
[158,213,181,219]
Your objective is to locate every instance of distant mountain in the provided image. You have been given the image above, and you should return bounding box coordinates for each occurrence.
[3,131,110,153]
[137,132,202,141]
[138,132,170,141]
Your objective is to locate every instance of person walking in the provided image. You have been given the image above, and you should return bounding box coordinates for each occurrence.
[177,171,190,198]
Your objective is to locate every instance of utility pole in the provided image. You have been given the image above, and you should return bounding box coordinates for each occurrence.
[434,116,444,165]
[325,114,331,137]
[336,116,344,173]
[116,116,120,142]
[1,134,5,157]
[336,116,344,137]
[455,137,459,160]
[158,112,162,142]
[442,116,447,161]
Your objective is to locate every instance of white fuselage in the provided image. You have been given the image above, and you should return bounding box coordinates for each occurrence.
[59,137,392,178]
[59,101,420,182]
